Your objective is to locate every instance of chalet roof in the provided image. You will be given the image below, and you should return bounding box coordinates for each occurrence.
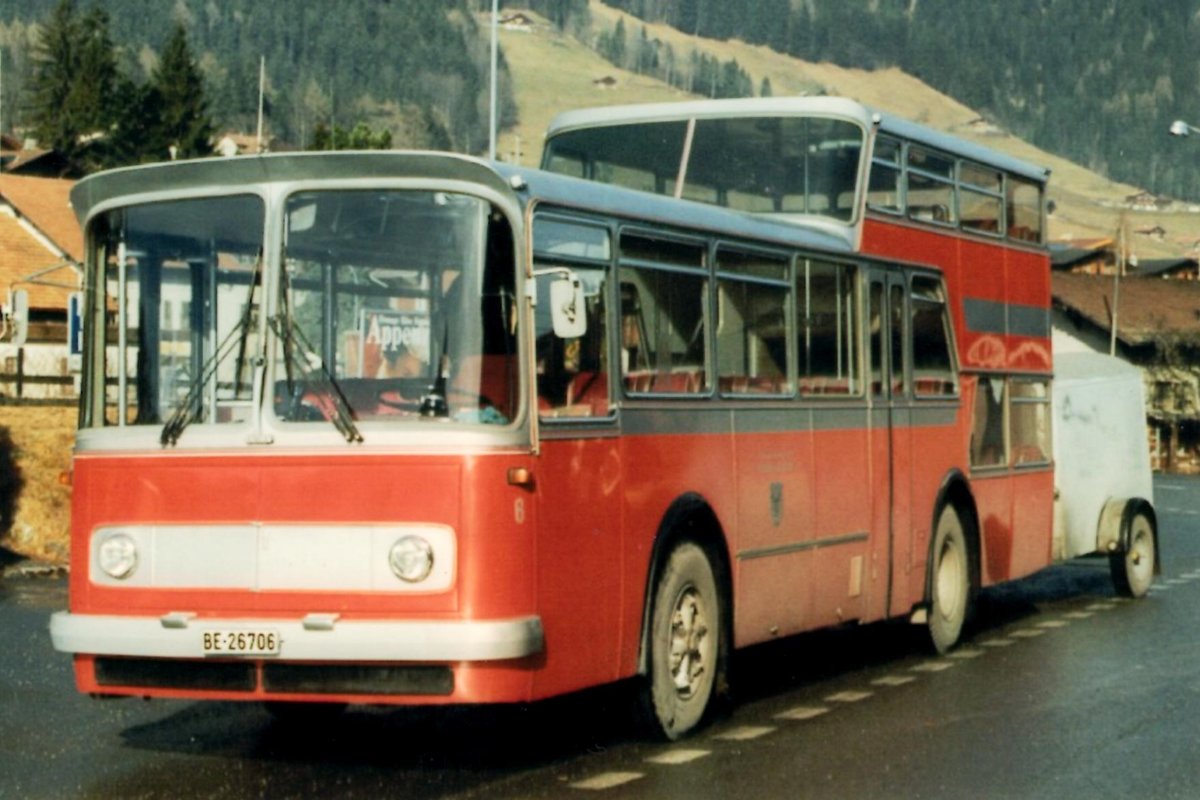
[0,175,82,262]
[0,175,81,310]
[1131,257,1198,278]
[1052,272,1200,346]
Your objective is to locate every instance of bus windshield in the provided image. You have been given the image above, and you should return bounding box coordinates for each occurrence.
[84,189,519,438]
[543,115,865,221]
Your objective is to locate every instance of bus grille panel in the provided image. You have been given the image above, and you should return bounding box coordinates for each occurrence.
[262,664,454,696]
[95,657,256,692]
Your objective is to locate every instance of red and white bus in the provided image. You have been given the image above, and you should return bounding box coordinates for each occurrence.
[50,101,1151,740]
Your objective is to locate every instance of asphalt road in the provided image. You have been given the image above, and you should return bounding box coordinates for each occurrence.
[3,475,1199,799]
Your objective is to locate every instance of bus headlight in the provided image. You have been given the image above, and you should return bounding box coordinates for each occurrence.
[97,533,138,580]
[389,536,434,583]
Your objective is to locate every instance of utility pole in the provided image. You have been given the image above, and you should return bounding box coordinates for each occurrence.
[489,0,498,160]
[256,56,266,153]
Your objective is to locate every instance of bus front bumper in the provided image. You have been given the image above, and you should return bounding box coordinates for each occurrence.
[49,611,544,662]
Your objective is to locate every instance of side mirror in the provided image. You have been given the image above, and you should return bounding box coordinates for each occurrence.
[535,269,587,339]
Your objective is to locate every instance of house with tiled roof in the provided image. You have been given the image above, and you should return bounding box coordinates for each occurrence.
[0,174,82,399]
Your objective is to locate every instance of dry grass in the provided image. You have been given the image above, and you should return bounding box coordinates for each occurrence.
[0,405,75,564]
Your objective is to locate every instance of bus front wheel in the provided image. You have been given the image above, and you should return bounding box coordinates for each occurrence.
[637,542,722,740]
[927,504,972,654]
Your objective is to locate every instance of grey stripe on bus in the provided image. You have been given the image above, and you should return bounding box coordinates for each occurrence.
[963,297,1049,338]
[738,531,870,561]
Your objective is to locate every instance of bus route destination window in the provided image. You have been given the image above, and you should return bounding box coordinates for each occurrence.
[619,233,708,396]
[533,216,612,419]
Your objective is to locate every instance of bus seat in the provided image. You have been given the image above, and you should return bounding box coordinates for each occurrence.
[568,371,609,415]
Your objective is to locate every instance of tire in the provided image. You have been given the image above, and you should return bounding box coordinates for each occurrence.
[637,542,723,740]
[1110,506,1156,598]
[927,504,972,654]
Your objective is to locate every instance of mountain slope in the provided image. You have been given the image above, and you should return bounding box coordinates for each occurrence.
[498,3,1200,259]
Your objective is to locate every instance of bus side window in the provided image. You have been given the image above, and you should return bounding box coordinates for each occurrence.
[801,261,859,396]
[910,276,957,397]
[716,249,791,396]
[971,376,1006,467]
[535,265,610,418]
[1011,378,1051,465]
[619,234,708,395]
[532,215,612,420]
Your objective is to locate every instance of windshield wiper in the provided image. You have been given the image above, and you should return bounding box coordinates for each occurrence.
[269,307,363,444]
[161,255,262,447]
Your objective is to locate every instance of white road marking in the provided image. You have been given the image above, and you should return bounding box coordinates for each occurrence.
[824,690,873,703]
[1064,611,1093,619]
[911,660,956,673]
[980,638,1016,647]
[775,705,831,720]
[872,674,917,686]
[713,725,775,741]
[1037,619,1068,628]
[570,772,644,791]
[949,649,985,659]
[646,749,710,765]
[1010,628,1046,638]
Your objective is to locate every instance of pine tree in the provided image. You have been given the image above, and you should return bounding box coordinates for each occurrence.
[27,0,81,159]
[152,24,215,160]
[68,8,121,170]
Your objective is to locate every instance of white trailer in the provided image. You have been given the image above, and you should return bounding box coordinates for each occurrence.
[1052,351,1158,596]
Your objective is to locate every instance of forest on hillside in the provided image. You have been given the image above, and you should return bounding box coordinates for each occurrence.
[2,0,1198,201]
[0,0,518,155]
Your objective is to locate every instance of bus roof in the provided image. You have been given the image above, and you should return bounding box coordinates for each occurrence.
[70,150,857,257]
[545,96,1050,184]
[68,151,520,225]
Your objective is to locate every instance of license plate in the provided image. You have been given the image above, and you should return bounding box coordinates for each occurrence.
[201,628,281,657]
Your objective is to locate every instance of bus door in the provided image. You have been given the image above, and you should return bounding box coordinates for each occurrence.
[867,271,916,619]
[529,216,623,696]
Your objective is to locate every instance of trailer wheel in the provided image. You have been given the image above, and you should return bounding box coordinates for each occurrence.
[637,542,722,740]
[1110,505,1156,598]
[928,504,972,654]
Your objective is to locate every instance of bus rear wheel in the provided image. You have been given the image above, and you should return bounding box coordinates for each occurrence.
[637,542,722,740]
[1110,505,1156,598]
[927,504,972,654]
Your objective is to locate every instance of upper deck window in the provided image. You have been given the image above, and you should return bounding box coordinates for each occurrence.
[906,147,957,226]
[1007,176,1043,243]
[543,115,866,223]
[866,136,903,215]
[543,120,689,196]
[959,162,1003,236]
[865,135,1046,245]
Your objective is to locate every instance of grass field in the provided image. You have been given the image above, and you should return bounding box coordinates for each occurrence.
[0,405,74,564]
